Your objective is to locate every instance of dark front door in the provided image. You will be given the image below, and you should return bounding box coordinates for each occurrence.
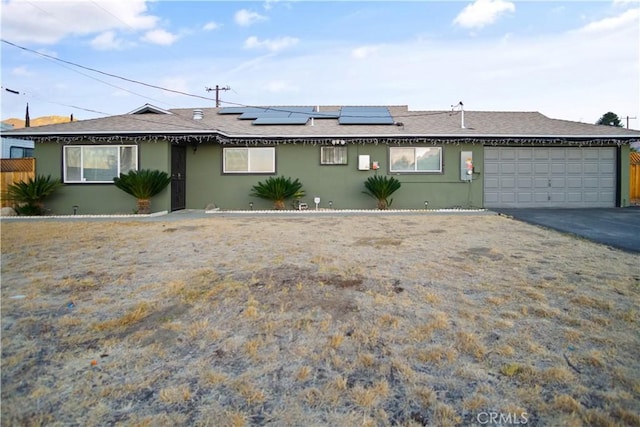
[171,144,186,211]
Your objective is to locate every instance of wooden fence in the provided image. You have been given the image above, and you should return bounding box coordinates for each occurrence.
[631,152,640,206]
[1,158,36,207]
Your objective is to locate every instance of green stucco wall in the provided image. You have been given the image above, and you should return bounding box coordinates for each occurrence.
[34,141,171,215]
[620,144,631,207]
[185,143,484,210]
[34,140,632,214]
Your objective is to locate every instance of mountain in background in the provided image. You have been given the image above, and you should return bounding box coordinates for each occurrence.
[2,116,74,129]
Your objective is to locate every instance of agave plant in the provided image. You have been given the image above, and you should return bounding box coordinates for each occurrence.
[250,176,305,210]
[4,174,62,215]
[362,175,402,210]
[113,169,171,214]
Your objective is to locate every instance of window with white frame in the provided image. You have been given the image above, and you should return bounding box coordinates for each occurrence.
[389,147,442,173]
[223,147,275,173]
[63,145,137,183]
[320,146,348,165]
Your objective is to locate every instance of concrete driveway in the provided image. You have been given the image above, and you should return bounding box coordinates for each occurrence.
[492,207,640,253]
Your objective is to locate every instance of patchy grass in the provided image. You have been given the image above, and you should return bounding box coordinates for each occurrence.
[1,214,639,426]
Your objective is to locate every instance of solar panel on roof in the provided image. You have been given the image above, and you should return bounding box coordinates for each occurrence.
[338,116,395,125]
[219,105,394,125]
[310,111,340,118]
[253,117,310,125]
[338,106,393,124]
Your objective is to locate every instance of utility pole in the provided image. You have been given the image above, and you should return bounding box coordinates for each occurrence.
[624,115,637,129]
[205,85,230,107]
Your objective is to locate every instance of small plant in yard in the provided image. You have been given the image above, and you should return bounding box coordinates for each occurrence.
[250,176,305,210]
[113,169,171,214]
[4,174,62,215]
[362,175,401,210]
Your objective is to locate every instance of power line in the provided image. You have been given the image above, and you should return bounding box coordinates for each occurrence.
[2,39,459,121]
[35,53,177,109]
[89,1,137,32]
[1,39,220,103]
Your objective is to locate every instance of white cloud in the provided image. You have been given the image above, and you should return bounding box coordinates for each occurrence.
[453,0,515,29]
[158,77,190,97]
[203,21,220,31]
[12,66,35,77]
[234,9,267,27]
[613,0,637,7]
[574,7,639,34]
[0,0,158,44]
[90,31,125,50]
[244,36,299,52]
[217,8,637,128]
[351,45,379,60]
[142,29,179,46]
[265,81,298,93]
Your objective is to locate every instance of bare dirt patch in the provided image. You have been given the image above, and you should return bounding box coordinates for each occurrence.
[1,214,639,426]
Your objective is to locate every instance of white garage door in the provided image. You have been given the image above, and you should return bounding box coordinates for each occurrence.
[484,147,616,208]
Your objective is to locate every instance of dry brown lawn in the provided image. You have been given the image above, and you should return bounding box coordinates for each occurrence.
[1,213,639,426]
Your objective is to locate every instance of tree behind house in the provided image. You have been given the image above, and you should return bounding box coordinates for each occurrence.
[596,112,623,127]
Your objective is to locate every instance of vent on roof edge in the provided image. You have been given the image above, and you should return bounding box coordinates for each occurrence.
[193,109,203,120]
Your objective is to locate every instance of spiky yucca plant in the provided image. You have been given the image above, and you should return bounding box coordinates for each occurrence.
[250,176,304,210]
[4,175,62,215]
[362,175,402,210]
[113,169,171,214]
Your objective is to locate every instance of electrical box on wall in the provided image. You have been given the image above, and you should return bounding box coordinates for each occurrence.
[461,151,473,181]
[358,155,370,170]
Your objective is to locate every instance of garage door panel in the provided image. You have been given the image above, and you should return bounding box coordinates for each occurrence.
[567,177,582,188]
[584,163,599,174]
[599,164,614,174]
[501,149,516,160]
[485,163,499,174]
[567,164,582,174]
[518,163,533,173]
[500,193,516,203]
[600,149,615,160]
[584,178,599,188]
[584,192,599,202]
[568,150,582,160]
[518,178,533,188]
[502,177,516,188]
[534,178,548,188]
[535,150,549,160]
[484,147,616,208]
[501,164,516,174]
[567,192,583,202]
[584,150,600,160]
[534,164,549,174]
[517,149,533,160]
[518,194,533,203]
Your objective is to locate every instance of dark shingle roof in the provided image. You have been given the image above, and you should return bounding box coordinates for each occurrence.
[2,105,639,140]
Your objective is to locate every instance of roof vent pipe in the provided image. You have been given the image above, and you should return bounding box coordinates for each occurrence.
[459,102,465,129]
[193,109,203,120]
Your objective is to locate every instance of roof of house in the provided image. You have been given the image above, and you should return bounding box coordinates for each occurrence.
[2,104,639,142]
